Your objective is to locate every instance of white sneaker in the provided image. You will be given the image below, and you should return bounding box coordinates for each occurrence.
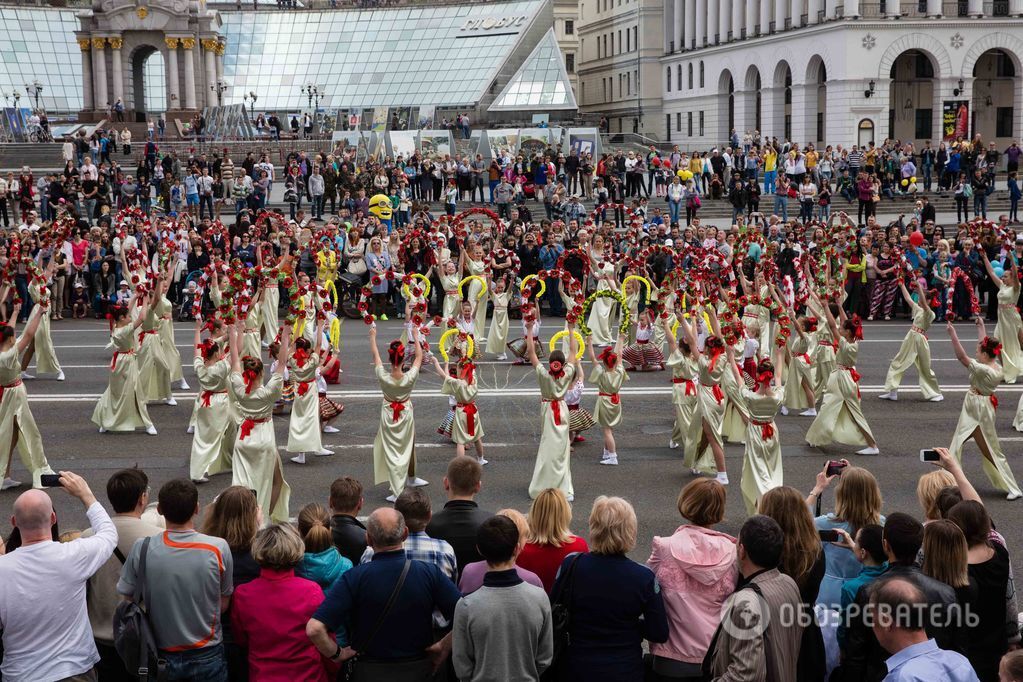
[878,392,898,401]
[716,472,730,485]
[600,454,619,465]
[856,446,880,456]
[496,354,508,361]
[669,440,679,449]
[178,379,190,390]
[385,494,397,503]
[290,454,307,464]
[146,426,158,435]
[566,494,575,502]
[780,405,789,416]
[322,425,340,434]
[316,449,334,457]
[407,477,429,487]
[1008,491,1022,501]
[928,395,945,402]
[186,425,195,434]
[1,478,22,490]
[192,475,209,484]
[800,408,818,417]
[20,372,33,380]
[690,467,700,475]
[478,457,489,465]
[56,371,65,381]
[165,398,177,406]
[98,426,107,434]
[261,341,270,349]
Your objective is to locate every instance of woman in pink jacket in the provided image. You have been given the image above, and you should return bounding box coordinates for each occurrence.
[646,478,738,680]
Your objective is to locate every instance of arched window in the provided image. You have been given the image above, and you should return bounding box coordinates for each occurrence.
[667,67,672,92]
[857,118,875,147]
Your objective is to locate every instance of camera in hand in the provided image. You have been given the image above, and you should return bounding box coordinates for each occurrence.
[39,474,62,488]
[826,460,847,477]
[818,529,840,542]
[919,449,940,463]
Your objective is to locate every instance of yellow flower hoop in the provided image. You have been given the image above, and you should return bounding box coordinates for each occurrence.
[292,296,307,340]
[438,328,474,362]
[401,273,432,300]
[459,275,488,301]
[578,289,629,337]
[325,279,338,308]
[520,274,546,299]
[621,275,653,304]
[329,316,342,350]
[549,330,585,359]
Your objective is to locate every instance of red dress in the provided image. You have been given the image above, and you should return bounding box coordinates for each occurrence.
[517,535,590,593]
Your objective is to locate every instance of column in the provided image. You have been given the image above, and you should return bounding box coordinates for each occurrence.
[731,0,743,38]
[91,37,107,113]
[791,0,802,26]
[202,39,218,107]
[789,82,810,143]
[718,0,729,41]
[885,0,901,17]
[967,0,983,16]
[109,36,124,110]
[746,0,758,37]
[843,0,859,18]
[774,0,787,30]
[78,39,93,111]
[733,87,748,138]
[1011,0,1023,16]
[181,37,197,110]
[695,0,707,46]
[165,38,180,110]
[760,0,771,34]
[215,41,225,85]
[808,0,821,23]
[684,0,696,48]
[761,86,783,139]
[707,0,718,43]
[825,0,838,19]
[673,0,684,51]
[926,0,942,16]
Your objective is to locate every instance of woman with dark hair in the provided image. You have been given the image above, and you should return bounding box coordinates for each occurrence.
[92,297,156,436]
[189,317,235,483]
[228,322,292,522]
[948,500,1016,681]
[0,302,55,489]
[588,331,627,466]
[947,318,1022,499]
[526,325,579,501]
[805,289,880,455]
[287,325,334,466]
[369,323,425,503]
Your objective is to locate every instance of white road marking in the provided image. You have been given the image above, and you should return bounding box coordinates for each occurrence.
[279,442,517,451]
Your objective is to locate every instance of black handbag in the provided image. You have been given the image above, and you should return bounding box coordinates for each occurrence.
[541,552,584,682]
[113,537,164,681]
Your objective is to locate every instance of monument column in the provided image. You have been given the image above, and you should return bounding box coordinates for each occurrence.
[165,38,180,110]
[109,36,124,108]
[181,37,197,110]
[78,38,93,111]
[202,39,218,107]
[91,37,107,113]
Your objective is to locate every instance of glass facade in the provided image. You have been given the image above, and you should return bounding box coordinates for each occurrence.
[0,0,563,114]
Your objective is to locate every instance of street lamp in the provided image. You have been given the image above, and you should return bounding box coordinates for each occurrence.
[301,83,323,110]
[25,80,42,110]
[210,80,228,107]
[243,91,258,108]
[3,91,20,108]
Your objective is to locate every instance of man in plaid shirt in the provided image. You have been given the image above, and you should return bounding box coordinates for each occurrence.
[360,488,457,581]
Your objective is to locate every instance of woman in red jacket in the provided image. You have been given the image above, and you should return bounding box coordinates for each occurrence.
[516,487,589,593]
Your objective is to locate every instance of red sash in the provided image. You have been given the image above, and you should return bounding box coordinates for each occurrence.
[673,377,697,396]
[637,340,649,345]
[842,366,862,398]
[599,392,621,405]
[458,402,478,436]
[0,379,22,403]
[138,328,158,345]
[297,380,312,397]
[751,419,775,440]
[111,349,134,370]
[239,417,268,441]
[544,398,564,425]
[201,389,227,407]
[797,353,812,366]
[992,395,999,409]
[702,382,724,404]
[389,399,407,423]
[911,326,928,338]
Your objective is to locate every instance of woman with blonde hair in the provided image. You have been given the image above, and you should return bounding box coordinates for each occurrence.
[517,487,589,593]
[809,463,884,608]
[296,502,352,590]
[917,469,957,520]
[458,508,544,593]
[551,497,668,682]
[230,524,332,681]
[647,479,737,679]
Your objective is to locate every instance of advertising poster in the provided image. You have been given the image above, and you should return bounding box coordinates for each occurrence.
[371,108,388,132]
[418,105,435,129]
[943,100,969,141]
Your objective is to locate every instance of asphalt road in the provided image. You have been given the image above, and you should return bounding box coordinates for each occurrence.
[15,315,1023,574]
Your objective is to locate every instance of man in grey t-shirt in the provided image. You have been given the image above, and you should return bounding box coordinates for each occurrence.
[118,479,232,681]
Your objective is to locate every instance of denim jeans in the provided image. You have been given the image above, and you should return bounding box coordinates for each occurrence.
[199,195,214,219]
[162,643,228,682]
[974,193,987,218]
[763,170,777,195]
[667,198,681,225]
[312,194,323,218]
[773,195,788,221]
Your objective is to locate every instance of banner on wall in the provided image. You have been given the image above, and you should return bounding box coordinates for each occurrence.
[942,100,970,141]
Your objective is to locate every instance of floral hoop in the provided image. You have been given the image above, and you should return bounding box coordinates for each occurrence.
[401,273,432,301]
[549,330,585,359]
[946,266,980,321]
[329,317,342,350]
[458,275,488,301]
[621,275,653,304]
[438,328,474,362]
[520,274,546,300]
[578,289,630,337]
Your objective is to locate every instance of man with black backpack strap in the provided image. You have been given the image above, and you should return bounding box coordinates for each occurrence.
[85,468,162,681]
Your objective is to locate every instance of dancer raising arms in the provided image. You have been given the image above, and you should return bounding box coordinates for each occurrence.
[776,285,818,417]
[428,354,487,464]
[587,234,619,348]
[131,248,175,406]
[947,319,1022,500]
[734,354,784,516]
[188,318,235,483]
[288,323,335,465]
[369,323,427,503]
[979,249,1023,384]
[588,331,627,466]
[92,299,157,436]
[484,275,511,360]
[664,316,699,452]
[879,277,943,402]
[228,322,292,522]
[805,293,880,456]
[680,307,729,484]
[526,325,579,501]
[25,257,64,381]
[0,303,56,489]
